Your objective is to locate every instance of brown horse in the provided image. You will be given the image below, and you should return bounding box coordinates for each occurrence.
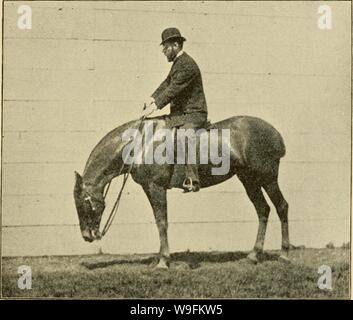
[74,115,289,268]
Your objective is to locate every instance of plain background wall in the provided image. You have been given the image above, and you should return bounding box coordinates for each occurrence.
[2,1,351,256]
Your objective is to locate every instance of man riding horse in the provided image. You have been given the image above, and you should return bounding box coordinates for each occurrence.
[142,27,208,193]
[74,28,290,267]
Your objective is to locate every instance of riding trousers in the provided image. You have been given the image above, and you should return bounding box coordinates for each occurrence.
[176,112,208,184]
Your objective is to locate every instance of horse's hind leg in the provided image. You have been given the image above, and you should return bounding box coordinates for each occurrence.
[237,172,270,263]
[263,180,290,262]
[142,182,170,269]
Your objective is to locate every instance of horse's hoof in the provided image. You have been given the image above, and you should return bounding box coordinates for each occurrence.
[247,251,258,264]
[154,260,169,270]
[278,254,290,264]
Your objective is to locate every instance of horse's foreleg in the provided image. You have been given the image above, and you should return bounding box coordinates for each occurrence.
[142,182,170,269]
[238,173,270,263]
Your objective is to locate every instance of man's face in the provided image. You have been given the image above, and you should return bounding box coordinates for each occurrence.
[162,41,179,62]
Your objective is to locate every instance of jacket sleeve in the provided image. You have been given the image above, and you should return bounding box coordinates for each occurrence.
[151,77,170,100]
[153,64,197,109]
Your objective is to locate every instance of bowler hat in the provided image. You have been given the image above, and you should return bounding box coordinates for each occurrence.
[160,27,186,45]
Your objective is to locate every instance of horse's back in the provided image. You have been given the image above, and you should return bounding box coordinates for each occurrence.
[99,116,285,161]
[213,116,286,158]
[146,115,286,162]
[85,115,286,188]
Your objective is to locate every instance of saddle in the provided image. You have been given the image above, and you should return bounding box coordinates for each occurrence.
[164,114,213,130]
[167,121,213,190]
[143,115,214,190]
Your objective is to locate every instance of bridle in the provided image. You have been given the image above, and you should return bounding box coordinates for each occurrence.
[83,114,147,238]
[83,190,105,212]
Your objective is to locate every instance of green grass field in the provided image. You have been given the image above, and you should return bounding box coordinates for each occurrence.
[1,248,350,299]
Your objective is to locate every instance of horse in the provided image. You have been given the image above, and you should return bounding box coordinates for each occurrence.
[73,115,289,269]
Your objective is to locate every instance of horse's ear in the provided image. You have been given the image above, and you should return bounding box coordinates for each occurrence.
[74,171,83,193]
[75,171,82,183]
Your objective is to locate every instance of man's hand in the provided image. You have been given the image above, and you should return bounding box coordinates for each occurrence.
[144,97,156,108]
[141,101,158,118]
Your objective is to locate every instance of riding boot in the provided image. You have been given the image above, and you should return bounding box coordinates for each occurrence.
[182,140,200,192]
[178,117,206,193]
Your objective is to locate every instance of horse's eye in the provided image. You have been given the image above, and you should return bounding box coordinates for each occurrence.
[83,196,95,211]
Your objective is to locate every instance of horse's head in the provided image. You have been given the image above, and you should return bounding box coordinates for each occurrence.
[73,171,105,242]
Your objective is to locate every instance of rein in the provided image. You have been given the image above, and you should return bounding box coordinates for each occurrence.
[99,115,147,237]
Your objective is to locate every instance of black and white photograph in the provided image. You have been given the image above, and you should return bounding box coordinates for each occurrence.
[0,0,351,301]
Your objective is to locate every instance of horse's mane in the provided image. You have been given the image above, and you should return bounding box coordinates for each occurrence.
[82,117,168,179]
[82,119,140,178]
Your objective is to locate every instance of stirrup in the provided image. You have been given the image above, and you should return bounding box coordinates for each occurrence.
[182,178,200,193]
[182,177,193,193]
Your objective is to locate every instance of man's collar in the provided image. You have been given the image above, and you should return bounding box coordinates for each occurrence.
[174,50,184,62]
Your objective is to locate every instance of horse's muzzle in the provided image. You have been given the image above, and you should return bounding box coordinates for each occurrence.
[82,228,102,242]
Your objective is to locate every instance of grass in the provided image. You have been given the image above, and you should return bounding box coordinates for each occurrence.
[1,248,350,299]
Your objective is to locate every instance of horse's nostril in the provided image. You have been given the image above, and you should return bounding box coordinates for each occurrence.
[83,236,93,243]
[82,229,94,242]
[93,230,102,240]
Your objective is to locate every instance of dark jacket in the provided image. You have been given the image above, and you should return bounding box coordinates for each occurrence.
[152,52,208,126]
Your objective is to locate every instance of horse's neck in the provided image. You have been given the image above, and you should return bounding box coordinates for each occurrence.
[81,119,142,195]
[82,171,115,195]
[82,151,126,197]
